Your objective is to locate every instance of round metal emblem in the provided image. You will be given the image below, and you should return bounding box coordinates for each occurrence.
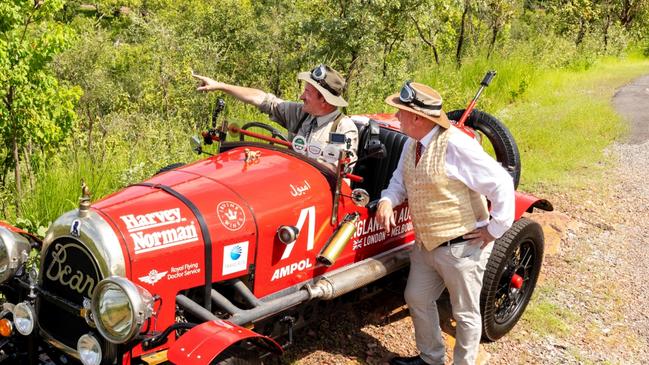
[216,201,246,231]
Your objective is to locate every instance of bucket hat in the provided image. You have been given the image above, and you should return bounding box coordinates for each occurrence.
[297,64,348,107]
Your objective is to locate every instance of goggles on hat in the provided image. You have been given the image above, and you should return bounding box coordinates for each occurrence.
[399,81,442,113]
[310,64,341,97]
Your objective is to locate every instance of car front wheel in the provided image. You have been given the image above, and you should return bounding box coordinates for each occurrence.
[480,217,544,341]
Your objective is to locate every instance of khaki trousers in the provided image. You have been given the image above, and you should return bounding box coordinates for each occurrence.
[405,241,492,365]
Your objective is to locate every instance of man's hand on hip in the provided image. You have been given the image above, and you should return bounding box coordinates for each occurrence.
[463,226,496,249]
[376,200,396,234]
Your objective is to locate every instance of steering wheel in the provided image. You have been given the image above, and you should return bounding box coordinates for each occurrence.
[239,122,288,144]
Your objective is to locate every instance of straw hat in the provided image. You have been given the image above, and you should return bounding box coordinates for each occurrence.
[385,81,450,128]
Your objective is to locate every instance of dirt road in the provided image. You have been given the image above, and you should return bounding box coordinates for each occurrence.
[278,75,649,365]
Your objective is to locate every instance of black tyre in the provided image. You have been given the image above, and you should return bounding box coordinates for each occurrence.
[154,162,185,175]
[211,346,262,365]
[480,217,544,341]
[447,109,521,189]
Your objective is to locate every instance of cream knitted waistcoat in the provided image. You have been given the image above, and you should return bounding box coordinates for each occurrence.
[403,127,489,251]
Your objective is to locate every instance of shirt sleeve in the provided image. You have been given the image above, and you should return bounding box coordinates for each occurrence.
[445,129,515,239]
[379,139,413,207]
[258,93,307,134]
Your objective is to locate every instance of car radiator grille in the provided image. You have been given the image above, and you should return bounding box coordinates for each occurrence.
[38,238,103,350]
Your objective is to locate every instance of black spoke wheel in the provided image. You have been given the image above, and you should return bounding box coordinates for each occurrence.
[239,122,288,144]
[447,109,521,189]
[480,217,544,341]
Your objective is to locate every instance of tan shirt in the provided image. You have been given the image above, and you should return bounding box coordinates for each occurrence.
[258,93,359,164]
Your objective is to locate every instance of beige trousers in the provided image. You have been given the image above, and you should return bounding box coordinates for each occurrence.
[405,241,493,365]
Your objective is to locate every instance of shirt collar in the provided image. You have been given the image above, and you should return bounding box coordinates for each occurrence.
[419,125,440,148]
[314,109,341,127]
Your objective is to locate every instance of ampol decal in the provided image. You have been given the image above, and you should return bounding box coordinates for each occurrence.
[271,258,313,281]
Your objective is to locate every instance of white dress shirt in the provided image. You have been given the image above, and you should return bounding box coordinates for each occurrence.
[380,125,515,239]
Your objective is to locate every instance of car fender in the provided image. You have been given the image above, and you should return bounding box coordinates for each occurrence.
[0,220,41,242]
[167,320,282,365]
[514,191,553,219]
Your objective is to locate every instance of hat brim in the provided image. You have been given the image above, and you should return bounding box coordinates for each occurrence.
[384,93,450,128]
[298,72,348,107]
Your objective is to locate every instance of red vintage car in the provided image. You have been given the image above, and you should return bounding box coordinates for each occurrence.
[0,106,551,365]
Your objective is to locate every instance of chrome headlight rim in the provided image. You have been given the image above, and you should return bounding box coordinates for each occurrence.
[91,276,153,344]
[77,333,103,365]
[0,227,31,284]
[13,301,36,335]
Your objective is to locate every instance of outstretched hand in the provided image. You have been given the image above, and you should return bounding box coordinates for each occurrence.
[192,72,219,92]
[462,226,496,249]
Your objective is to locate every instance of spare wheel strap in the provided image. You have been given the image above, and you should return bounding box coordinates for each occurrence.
[132,182,212,312]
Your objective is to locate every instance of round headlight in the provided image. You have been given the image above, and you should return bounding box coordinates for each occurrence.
[13,302,35,335]
[0,227,30,284]
[91,277,153,344]
[77,334,102,365]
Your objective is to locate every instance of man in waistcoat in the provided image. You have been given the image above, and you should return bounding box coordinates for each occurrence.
[377,82,515,365]
[192,65,358,167]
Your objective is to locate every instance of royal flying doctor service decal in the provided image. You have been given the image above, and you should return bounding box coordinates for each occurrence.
[120,208,199,254]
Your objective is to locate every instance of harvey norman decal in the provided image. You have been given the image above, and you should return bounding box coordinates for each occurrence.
[120,208,199,254]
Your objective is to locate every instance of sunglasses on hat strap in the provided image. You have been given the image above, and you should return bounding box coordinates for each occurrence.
[310,64,341,97]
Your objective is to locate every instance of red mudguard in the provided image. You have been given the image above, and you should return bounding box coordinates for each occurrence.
[167,320,282,365]
[514,191,553,219]
[0,220,41,242]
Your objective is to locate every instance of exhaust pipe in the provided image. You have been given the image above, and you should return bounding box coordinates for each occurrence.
[317,213,359,266]
[176,244,413,325]
[309,245,411,300]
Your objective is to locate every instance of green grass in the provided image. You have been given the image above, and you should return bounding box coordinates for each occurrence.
[500,54,649,191]
[520,295,576,337]
[356,50,649,193]
[6,52,649,231]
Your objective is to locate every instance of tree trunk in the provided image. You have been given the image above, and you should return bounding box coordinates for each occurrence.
[24,143,34,191]
[487,25,499,59]
[456,1,470,68]
[382,38,399,77]
[411,15,440,66]
[575,18,586,47]
[619,0,638,30]
[603,14,611,52]
[343,50,360,113]
[5,85,21,216]
[12,134,21,216]
[1,161,7,218]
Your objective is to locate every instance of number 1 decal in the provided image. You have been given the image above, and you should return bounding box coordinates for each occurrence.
[280,206,315,260]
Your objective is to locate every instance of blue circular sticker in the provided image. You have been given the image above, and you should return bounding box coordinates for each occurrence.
[230,245,242,260]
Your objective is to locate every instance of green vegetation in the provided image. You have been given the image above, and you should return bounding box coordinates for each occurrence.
[520,293,577,337]
[1,0,649,231]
